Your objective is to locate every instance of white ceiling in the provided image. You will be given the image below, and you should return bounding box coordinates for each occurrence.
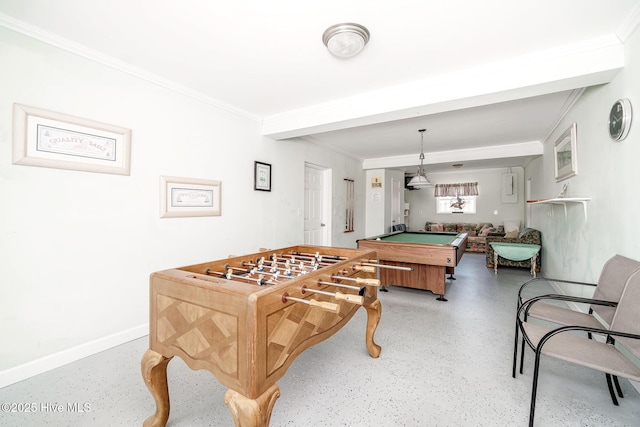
[2,0,639,173]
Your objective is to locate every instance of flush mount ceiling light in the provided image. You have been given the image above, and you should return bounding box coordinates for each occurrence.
[322,23,370,58]
[408,129,434,189]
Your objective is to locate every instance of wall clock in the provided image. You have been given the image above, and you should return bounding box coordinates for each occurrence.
[609,98,632,141]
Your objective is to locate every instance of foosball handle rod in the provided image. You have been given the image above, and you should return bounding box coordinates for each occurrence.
[282,293,340,314]
[351,265,376,273]
[361,262,414,271]
[302,284,364,305]
[331,275,380,287]
[353,277,381,286]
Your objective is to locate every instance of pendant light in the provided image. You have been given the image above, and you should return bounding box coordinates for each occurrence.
[408,129,433,188]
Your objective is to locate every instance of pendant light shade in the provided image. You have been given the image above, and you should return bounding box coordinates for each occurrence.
[408,129,433,188]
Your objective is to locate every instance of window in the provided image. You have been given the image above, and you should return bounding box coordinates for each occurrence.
[436,196,477,214]
[434,182,478,214]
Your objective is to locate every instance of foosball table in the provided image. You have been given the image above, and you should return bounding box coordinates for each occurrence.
[141,245,383,427]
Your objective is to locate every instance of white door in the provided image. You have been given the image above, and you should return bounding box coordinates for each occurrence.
[391,177,403,229]
[304,165,328,245]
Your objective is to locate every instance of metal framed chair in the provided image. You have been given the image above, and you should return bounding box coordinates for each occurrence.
[516,268,640,426]
[512,254,640,397]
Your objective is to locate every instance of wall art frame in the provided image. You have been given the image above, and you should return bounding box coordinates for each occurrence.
[160,176,221,218]
[554,122,578,182]
[254,161,272,191]
[12,103,131,175]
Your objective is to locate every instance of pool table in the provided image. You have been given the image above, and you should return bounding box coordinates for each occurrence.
[357,231,468,301]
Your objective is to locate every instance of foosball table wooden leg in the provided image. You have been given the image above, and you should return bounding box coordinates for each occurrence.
[141,349,173,427]
[365,299,382,358]
[224,384,281,427]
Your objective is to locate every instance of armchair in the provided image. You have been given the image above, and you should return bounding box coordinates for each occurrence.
[516,268,640,426]
[486,227,541,272]
[513,255,640,404]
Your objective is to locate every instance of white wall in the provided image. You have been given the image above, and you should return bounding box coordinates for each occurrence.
[364,168,404,236]
[0,27,366,386]
[405,167,525,231]
[525,23,640,288]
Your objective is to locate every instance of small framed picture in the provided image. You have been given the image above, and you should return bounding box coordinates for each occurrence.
[160,176,221,218]
[254,161,271,191]
[554,123,578,182]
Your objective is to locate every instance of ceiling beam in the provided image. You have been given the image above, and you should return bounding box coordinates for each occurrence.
[362,141,543,170]
[262,36,624,140]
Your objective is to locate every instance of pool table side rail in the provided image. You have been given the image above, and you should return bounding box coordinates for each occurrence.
[357,232,468,267]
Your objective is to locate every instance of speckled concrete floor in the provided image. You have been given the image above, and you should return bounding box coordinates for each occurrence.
[1,253,639,426]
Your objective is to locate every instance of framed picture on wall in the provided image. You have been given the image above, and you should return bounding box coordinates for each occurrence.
[160,176,221,218]
[12,103,131,175]
[254,161,271,191]
[554,123,578,182]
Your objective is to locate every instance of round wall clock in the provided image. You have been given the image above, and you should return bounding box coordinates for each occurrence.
[609,98,633,141]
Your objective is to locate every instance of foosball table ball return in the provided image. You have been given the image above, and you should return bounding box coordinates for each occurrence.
[141,245,402,427]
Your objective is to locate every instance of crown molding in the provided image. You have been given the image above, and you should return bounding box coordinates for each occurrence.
[616,3,640,42]
[0,13,261,123]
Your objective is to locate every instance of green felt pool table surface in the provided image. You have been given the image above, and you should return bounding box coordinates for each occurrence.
[374,232,459,245]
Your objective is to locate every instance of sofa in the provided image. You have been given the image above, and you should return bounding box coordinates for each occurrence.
[423,222,504,252]
[485,227,542,272]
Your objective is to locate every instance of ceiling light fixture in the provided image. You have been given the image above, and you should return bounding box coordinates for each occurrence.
[322,23,370,58]
[408,129,434,188]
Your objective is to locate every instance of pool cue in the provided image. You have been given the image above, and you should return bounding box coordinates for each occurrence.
[281,292,340,313]
[330,275,380,287]
[301,284,364,305]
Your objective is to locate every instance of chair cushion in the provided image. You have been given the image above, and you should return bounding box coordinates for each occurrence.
[526,302,604,328]
[522,322,640,381]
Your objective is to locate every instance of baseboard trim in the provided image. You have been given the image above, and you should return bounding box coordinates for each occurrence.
[0,323,149,389]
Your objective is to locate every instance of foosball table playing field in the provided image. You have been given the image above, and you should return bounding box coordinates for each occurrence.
[141,245,386,427]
